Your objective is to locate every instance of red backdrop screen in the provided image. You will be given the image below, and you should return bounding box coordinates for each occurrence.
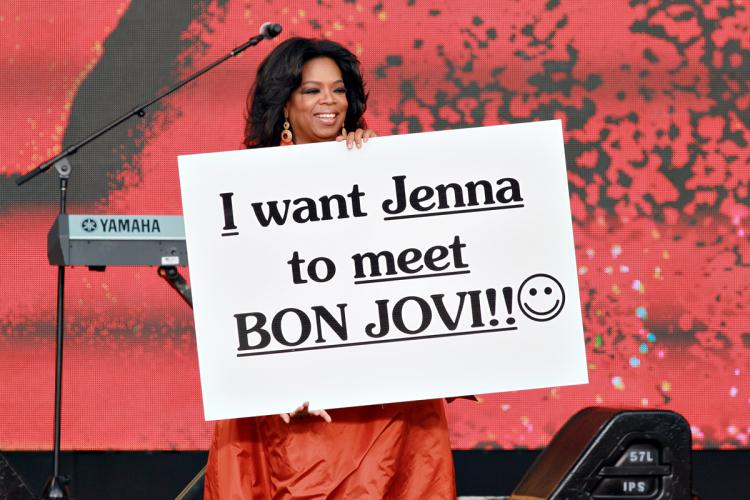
[1,0,749,450]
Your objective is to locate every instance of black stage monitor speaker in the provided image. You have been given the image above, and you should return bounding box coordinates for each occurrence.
[510,407,693,499]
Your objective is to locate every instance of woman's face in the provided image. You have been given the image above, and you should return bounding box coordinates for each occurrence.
[284,57,348,144]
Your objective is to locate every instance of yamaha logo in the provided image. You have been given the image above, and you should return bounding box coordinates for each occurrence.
[81,218,97,232]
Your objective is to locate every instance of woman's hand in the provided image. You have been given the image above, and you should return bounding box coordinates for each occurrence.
[279,401,332,424]
[337,128,377,149]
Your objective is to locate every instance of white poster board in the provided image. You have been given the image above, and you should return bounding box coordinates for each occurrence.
[178,120,588,421]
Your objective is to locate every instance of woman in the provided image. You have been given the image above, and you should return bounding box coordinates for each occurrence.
[204,38,456,499]
[243,37,373,150]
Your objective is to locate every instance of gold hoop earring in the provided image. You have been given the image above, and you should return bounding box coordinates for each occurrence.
[281,120,293,145]
[341,126,347,137]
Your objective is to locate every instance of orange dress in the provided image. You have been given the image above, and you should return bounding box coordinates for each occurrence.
[204,400,455,499]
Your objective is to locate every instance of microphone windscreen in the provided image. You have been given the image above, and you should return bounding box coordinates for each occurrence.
[259,22,282,39]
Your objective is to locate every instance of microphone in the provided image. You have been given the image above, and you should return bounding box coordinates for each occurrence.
[17,21,284,188]
[229,23,282,57]
[259,22,283,40]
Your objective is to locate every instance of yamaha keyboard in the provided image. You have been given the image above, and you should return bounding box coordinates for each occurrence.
[48,214,188,267]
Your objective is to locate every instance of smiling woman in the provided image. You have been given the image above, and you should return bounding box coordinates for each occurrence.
[243,37,371,149]
[205,37,455,500]
[285,57,348,143]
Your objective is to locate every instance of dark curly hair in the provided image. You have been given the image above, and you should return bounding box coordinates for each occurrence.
[244,37,368,148]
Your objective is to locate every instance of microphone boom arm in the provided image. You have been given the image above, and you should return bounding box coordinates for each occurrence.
[15,25,281,186]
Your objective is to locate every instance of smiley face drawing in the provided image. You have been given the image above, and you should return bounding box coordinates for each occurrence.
[518,274,565,321]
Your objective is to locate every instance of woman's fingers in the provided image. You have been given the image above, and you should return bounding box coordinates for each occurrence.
[362,129,376,142]
[280,402,331,423]
[346,131,357,149]
[354,128,365,148]
[310,409,332,423]
[339,128,376,149]
[292,401,310,416]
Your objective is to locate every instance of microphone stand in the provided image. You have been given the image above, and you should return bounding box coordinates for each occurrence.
[15,24,281,499]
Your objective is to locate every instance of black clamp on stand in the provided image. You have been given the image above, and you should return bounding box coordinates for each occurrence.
[158,266,193,307]
[14,22,282,500]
